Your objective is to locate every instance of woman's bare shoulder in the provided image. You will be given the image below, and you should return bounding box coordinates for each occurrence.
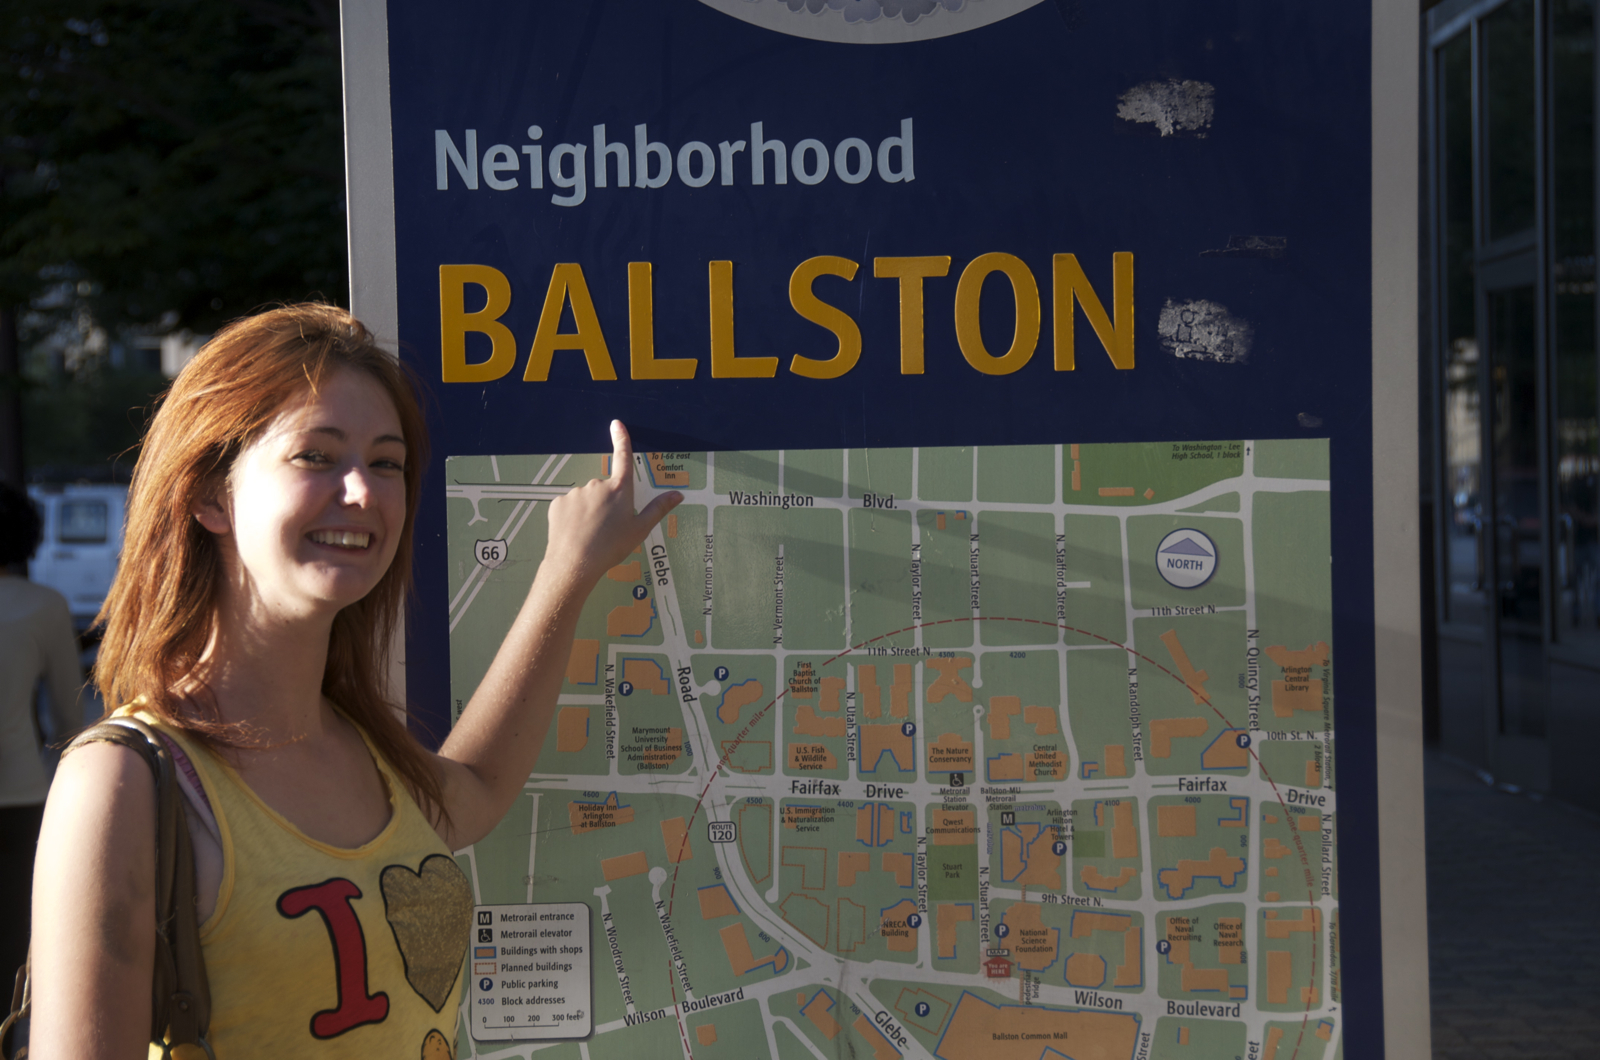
[44,738,158,844]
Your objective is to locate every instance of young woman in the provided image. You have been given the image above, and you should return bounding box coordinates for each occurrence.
[28,304,678,1058]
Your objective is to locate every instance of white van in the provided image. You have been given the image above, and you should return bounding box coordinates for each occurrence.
[27,483,128,630]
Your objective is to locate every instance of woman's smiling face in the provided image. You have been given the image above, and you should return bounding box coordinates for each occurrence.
[204,368,407,621]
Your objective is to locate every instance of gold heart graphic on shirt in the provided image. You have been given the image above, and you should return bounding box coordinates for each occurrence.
[380,854,473,1012]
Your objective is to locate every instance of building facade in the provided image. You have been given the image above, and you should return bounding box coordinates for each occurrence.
[1425,0,1600,810]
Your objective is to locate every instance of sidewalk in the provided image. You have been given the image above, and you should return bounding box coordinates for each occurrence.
[1426,748,1600,1059]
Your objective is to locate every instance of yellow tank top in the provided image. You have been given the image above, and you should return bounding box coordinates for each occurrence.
[128,711,471,1060]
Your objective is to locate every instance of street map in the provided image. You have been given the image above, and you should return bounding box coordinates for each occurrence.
[444,440,1338,1060]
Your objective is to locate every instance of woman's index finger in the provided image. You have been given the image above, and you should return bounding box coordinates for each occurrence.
[609,419,635,486]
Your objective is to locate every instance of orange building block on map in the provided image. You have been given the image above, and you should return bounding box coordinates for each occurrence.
[926,657,974,702]
[698,884,739,920]
[1072,912,1142,987]
[607,560,641,581]
[881,900,919,952]
[638,727,684,771]
[939,993,1139,1060]
[838,898,867,953]
[1267,951,1296,1004]
[622,658,669,694]
[883,852,914,887]
[1096,800,1139,859]
[1067,953,1107,987]
[1000,903,1059,972]
[556,707,589,752]
[855,803,897,846]
[606,596,655,636]
[717,680,765,724]
[569,793,633,833]
[858,665,883,718]
[660,817,692,863]
[1202,730,1251,769]
[1158,849,1245,899]
[1264,642,1330,718]
[696,1024,717,1046]
[861,724,913,774]
[788,742,838,770]
[566,639,599,684]
[988,753,1024,781]
[1163,916,1230,993]
[1217,917,1244,964]
[1001,826,1062,889]
[717,921,789,977]
[936,903,973,958]
[1081,865,1137,891]
[927,732,974,772]
[853,1013,902,1060]
[838,851,870,887]
[646,452,690,486]
[888,663,913,718]
[601,851,649,881]
[988,696,1022,739]
[1159,629,1211,705]
[1157,805,1198,837]
[794,703,847,738]
[1103,744,1128,778]
[1264,907,1322,939]
[1149,717,1208,758]
[819,676,846,712]
[802,991,843,1040]
[1023,705,1059,734]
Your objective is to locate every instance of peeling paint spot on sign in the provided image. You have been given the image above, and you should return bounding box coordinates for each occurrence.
[1116,79,1215,137]
[1201,235,1287,259]
[1158,299,1252,363]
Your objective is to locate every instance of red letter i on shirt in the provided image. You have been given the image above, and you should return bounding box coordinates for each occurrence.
[278,879,390,1037]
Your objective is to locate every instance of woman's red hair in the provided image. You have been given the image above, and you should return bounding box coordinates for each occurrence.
[95,303,444,821]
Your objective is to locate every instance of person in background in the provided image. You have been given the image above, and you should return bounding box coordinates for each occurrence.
[0,481,84,980]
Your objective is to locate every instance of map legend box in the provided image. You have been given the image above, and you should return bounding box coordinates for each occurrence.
[469,903,592,1041]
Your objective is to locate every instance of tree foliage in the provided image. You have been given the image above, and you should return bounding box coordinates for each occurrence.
[1,0,348,333]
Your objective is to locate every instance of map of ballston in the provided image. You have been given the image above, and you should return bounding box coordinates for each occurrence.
[445,440,1339,1060]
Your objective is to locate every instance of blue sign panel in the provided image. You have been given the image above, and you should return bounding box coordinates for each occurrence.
[380,3,1376,1056]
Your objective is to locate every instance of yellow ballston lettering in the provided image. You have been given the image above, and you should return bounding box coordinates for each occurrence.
[788,256,861,380]
[628,262,696,379]
[1053,252,1134,370]
[439,264,516,383]
[524,263,618,382]
[872,256,950,374]
[954,252,1040,375]
[708,260,778,378]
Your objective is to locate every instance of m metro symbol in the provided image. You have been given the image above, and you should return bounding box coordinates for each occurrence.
[1155,528,1218,589]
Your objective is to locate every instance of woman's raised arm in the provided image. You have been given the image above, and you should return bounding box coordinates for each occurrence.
[433,421,679,849]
